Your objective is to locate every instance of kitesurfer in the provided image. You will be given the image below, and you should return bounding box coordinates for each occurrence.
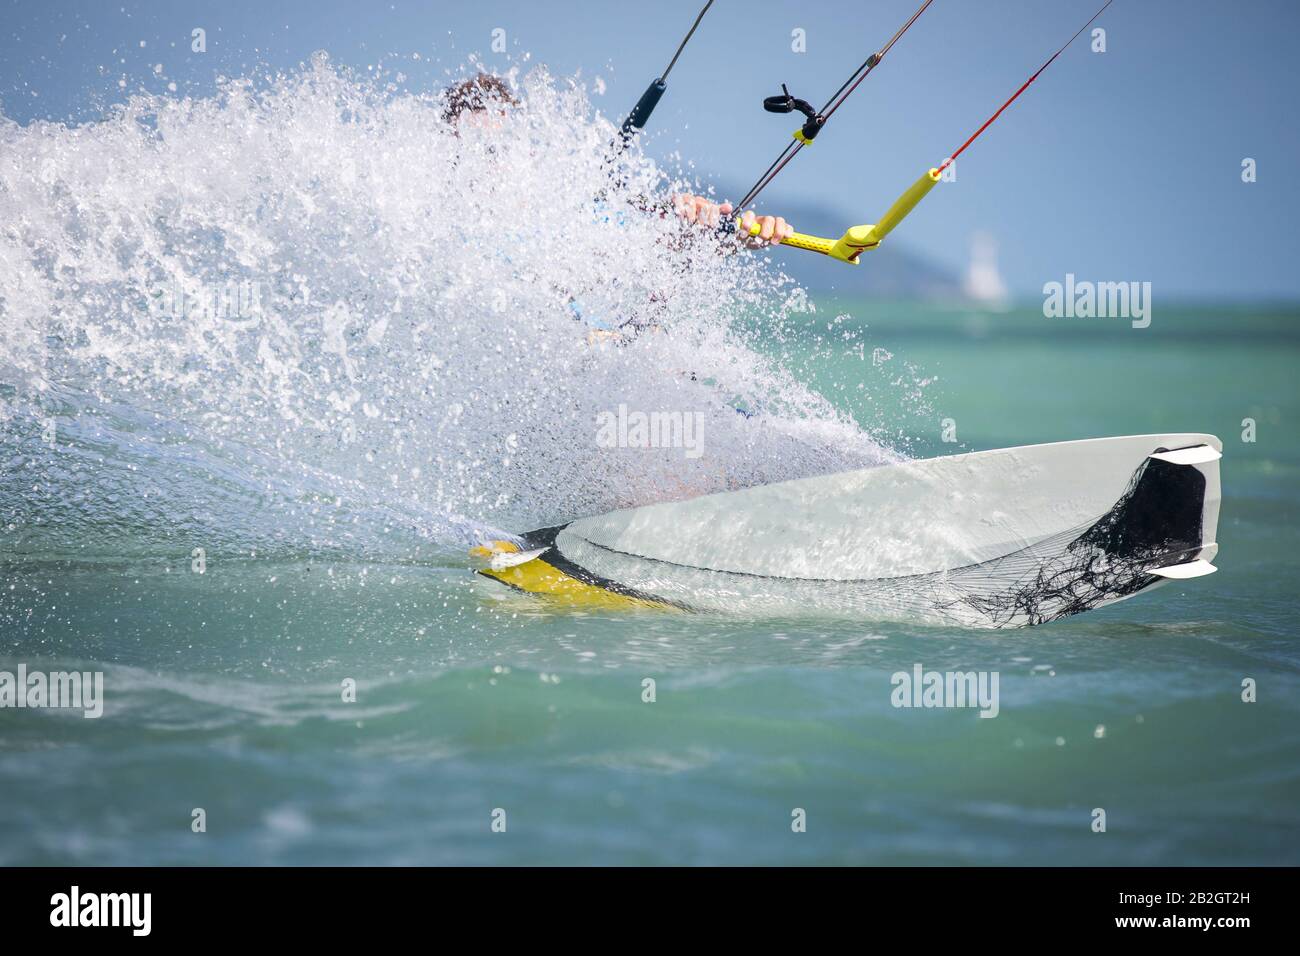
[443,73,795,254]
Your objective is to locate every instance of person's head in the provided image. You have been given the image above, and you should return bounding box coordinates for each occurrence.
[442,73,518,130]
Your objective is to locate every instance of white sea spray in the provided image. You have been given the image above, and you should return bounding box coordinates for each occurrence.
[0,56,895,560]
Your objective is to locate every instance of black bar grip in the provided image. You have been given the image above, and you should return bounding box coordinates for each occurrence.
[621,79,667,135]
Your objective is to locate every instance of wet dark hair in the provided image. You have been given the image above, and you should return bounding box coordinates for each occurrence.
[442,73,518,124]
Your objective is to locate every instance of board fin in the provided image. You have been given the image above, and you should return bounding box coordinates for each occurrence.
[1149,558,1218,580]
[469,540,549,571]
[1149,444,1222,465]
[469,540,521,558]
[488,547,549,571]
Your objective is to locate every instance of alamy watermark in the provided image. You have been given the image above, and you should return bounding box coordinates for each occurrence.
[0,664,104,718]
[50,886,150,936]
[596,403,704,459]
[150,277,266,327]
[1043,273,1152,328]
[891,663,999,718]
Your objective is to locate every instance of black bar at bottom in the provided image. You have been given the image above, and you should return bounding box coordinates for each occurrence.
[0,866,1280,940]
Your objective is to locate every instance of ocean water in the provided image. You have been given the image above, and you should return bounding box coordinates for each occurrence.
[2,65,1298,865]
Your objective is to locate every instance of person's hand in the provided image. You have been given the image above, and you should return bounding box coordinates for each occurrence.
[671,193,733,229]
[737,210,794,249]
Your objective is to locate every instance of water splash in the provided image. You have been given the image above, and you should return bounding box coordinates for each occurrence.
[1,56,899,562]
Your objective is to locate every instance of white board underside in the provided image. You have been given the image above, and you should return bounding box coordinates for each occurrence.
[563,434,1222,581]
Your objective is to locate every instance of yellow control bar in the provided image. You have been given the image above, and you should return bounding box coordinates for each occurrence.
[742,167,941,264]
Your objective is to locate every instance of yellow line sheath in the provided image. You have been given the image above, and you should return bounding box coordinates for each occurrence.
[741,167,940,264]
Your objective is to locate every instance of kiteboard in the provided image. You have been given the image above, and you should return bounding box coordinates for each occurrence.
[471,434,1222,628]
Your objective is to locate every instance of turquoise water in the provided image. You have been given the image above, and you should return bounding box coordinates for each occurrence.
[4,303,1298,866]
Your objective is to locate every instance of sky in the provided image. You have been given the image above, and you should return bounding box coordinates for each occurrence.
[2,0,1297,302]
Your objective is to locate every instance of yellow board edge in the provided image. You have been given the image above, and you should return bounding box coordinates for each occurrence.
[478,557,673,611]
